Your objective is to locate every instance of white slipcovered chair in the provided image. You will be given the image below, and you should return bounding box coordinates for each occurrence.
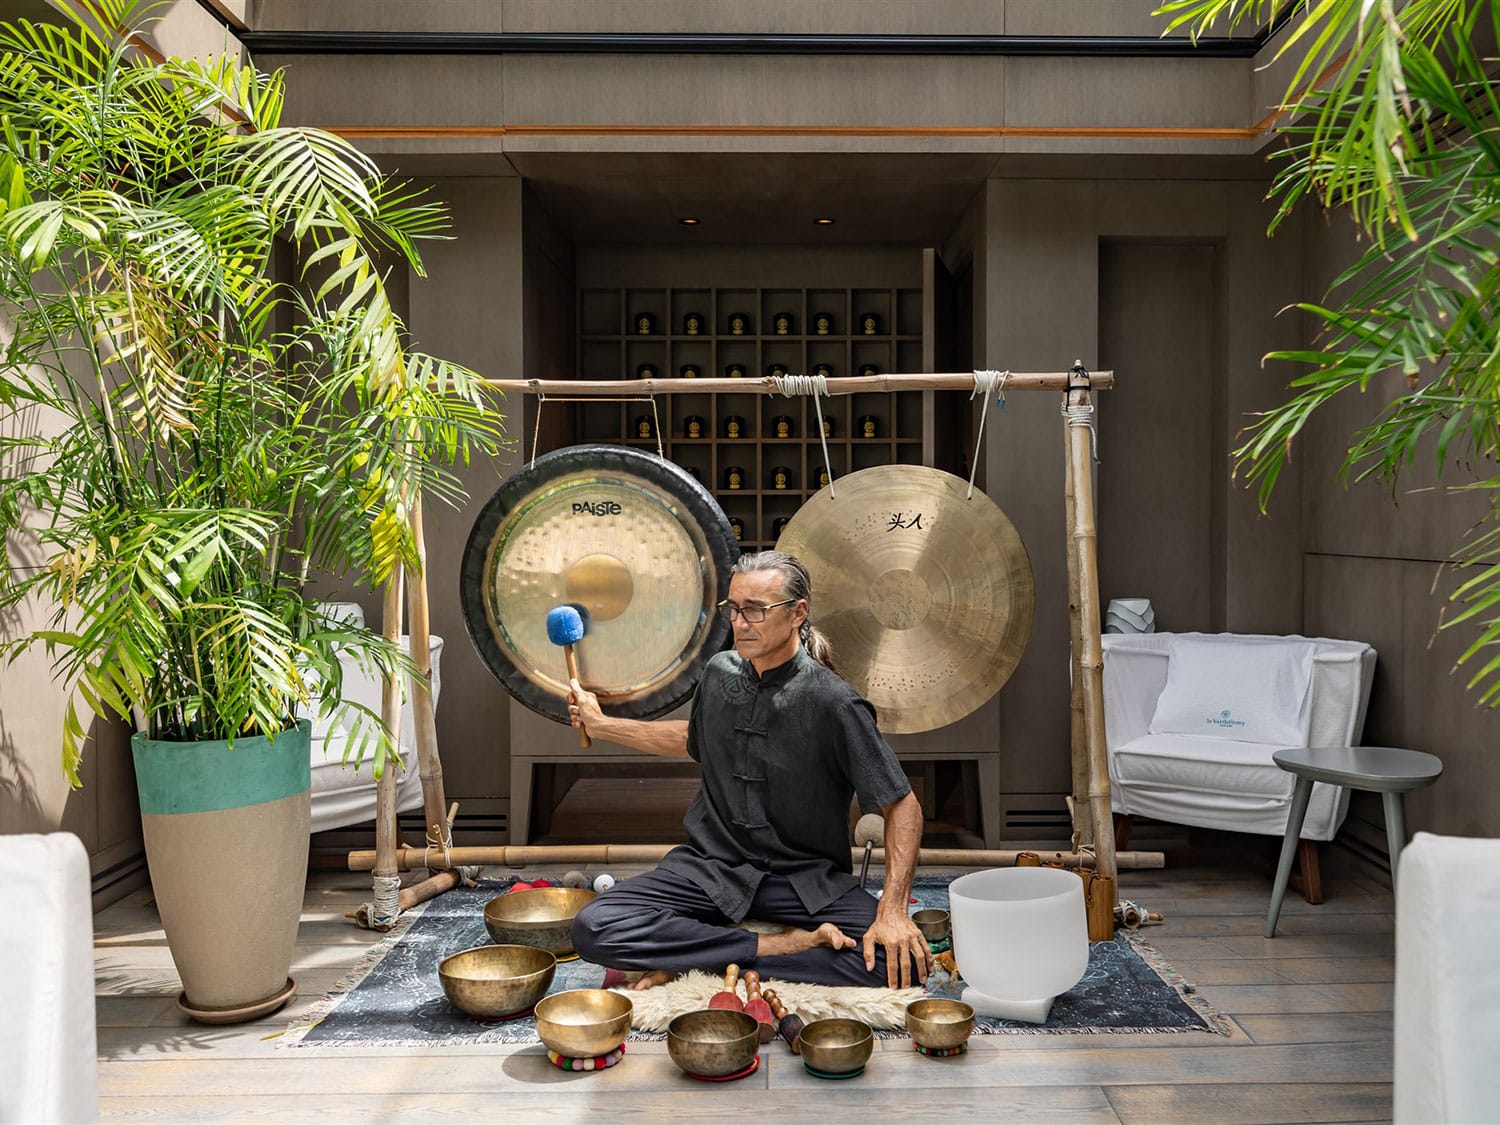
[1394,833,1500,1123]
[1104,631,1376,900]
[302,602,442,834]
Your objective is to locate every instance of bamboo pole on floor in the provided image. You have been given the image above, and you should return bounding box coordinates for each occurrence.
[346,844,1164,873]
[1063,363,1117,891]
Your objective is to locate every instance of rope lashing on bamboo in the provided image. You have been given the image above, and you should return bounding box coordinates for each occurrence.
[423,821,481,886]
[1062,399,1099,463]
[364,873,401,929]
[772,373,837,498]
[966,369,1010,500]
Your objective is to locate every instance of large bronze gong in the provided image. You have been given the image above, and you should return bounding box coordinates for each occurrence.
[460,445,737,721]
[777,465,1035,733]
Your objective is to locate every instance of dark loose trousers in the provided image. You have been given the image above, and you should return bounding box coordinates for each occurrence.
[571,866,888,986]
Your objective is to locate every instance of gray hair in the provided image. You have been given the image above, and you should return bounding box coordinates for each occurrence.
[729,550,835,670]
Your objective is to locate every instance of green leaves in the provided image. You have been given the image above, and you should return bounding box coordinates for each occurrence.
[0,1,505,781]
[1159,0,1500,702]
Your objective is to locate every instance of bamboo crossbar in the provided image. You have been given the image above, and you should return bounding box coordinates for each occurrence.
[474,370,1114,397]
[347,844,1163,872]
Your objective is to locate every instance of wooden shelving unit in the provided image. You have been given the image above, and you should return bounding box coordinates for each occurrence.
[575,284,929,549]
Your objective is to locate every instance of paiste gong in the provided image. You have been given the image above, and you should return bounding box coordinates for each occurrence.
[460,445,738,721]
[777,465,1035,733]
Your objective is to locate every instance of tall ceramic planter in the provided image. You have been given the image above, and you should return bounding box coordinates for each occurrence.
[132,720,311,1023]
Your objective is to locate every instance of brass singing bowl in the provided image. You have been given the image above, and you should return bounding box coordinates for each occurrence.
[912,908,951,941]
[905,998,975,1050]
[798,1017,875,1075]
[534,989,634,1058]
[666,1009,761,1077]
[438,944,556,1019]
[484,887,598,955]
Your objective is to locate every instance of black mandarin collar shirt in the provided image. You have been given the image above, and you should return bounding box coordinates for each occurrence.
[657,645,911,920]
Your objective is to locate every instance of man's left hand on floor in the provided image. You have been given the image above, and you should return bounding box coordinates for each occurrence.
[863,912,932,988]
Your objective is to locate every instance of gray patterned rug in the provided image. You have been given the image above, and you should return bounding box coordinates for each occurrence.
[279,875,1232,1048]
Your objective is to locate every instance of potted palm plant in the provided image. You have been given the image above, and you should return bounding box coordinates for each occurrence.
[0,0,502,1021]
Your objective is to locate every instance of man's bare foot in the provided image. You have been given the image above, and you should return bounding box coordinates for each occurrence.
[628,969,678,991]
[755,921,855,959]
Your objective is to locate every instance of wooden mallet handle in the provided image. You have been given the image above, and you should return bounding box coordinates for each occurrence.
[762,988,804,1054]
[563,645,590,748]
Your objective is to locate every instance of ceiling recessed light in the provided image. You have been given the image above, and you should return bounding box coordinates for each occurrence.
[679,217,700,225]
[814,217,836,225]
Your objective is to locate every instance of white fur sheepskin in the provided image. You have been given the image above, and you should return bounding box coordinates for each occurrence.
[613,969,925,1032]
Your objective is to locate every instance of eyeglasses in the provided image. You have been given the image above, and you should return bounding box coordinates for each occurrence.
[716,598,797,623]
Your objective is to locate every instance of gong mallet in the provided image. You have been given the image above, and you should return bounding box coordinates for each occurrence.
[546,604,591,747]
[761,989,805,1054]
[854,813,885,890]
[707,963,745,1012]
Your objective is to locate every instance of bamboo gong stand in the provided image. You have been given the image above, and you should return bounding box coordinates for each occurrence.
[354,363,1148,927]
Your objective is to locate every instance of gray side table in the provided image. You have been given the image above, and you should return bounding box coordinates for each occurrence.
[1264,745,1443,937]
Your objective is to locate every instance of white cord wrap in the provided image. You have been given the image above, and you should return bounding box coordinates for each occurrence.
[966,370,1010,499]
[364,873,401,930]
[1062,400,1099,463]
[773,373,837,499]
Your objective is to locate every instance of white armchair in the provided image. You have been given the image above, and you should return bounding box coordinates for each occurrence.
[1104,631,1376,901]
[302,602,442,834]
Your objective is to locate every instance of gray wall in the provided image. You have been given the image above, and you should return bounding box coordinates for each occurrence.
[1299,213,1500,842]
[979,179,1304,811]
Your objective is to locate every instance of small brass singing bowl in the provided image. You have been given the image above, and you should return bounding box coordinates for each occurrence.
[905,998,975,1051]
[666,1008,760,1077]
[484,887,598,956]
[912,908,951,941]
[438,944,556,1020]
[534,989,634,1058]
[798,1017,875,1075]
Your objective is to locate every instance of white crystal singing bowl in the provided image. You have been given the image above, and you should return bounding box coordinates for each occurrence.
[948,866,1089,1022]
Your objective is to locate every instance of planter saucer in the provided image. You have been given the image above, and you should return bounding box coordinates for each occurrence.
[177,976,296,1025]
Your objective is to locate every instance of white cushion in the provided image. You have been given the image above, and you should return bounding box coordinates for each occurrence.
[1149,635,1315,746]
[1112,733,1294,799]
[1395,833,1500,1124]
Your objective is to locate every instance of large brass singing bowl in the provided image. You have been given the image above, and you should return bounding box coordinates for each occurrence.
[484,887,598,955]
[438,944,556,1019]
[666,1009,760,1077]
[798,1017,875,1075]
[905,998,975,1050]
[534,989,634,1058]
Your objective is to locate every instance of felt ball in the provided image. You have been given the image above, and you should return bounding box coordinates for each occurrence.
[561,870,588,889]
[506,881,534,894]
[593,873,616,893]
[530,878,553,888]
[545,604,586,646]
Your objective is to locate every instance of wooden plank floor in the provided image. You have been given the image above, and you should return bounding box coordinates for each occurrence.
[92,843,1395,1123]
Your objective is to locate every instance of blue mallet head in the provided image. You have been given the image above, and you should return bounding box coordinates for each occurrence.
[546,604,586,646]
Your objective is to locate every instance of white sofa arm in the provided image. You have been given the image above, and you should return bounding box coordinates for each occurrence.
[1101,633,1171,749]
[1395,833,1500,1123]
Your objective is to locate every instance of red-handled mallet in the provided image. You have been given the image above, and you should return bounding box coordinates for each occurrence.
[707,963,745,1012]
[547,604,591,748]
[741,970,775,1043]
[761,989,804,1054]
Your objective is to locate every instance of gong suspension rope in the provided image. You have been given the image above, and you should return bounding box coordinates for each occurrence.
[771,373,837,498]
[967,369,1011,500]
[530,394,665,466]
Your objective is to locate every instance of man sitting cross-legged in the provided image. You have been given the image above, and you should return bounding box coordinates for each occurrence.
[568,550,931,991]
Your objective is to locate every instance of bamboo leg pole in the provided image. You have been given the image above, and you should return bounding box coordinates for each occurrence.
[404,499,457,869]
[347,844,1164,872]
[1064,365,1117,892]
[1063,417,1092,851]
[369,567,406,927]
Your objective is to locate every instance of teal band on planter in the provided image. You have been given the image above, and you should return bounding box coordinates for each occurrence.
[132,720,312,815]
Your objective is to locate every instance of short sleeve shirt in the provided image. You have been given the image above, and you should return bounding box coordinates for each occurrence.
[656,646,911,921]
